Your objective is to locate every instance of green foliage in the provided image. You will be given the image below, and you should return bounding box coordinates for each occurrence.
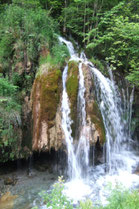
[0,2,58,77]
[0,77,21,162]
[78,199,93,209]
[94,185,139,209]
[39,43,69,67]
[60,0,123,43]
[12,0,41,8]
[52,43,70,66]
[38,176,73,209]
[90,57,106,75]
[0,78,18,96]
[32,178,139,209]
[126,69,139,86]
[86,1,139,86]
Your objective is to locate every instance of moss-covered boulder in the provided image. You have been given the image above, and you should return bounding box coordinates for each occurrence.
[32,64,64,151]
[66,61,79,137]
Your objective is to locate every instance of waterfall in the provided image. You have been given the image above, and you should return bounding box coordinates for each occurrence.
[88,62,135,173]
[59,37,139,203]
[122,87,134,140]
[60,37,91,180]
[60,37,89,179]
[61,64,80,179]
[76,62,89,176]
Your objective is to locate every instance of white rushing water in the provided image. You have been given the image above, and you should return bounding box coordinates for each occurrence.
[61,64,80,179]
[60,37,90,180]
[60,37,92,199]
[76,62,90,176]
[59,37,139,204]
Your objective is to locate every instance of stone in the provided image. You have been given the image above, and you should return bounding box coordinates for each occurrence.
[34,163,49,172]
[0,192,17,209]
[4,177,17,186]
[82,63,105,145]
[31,64,64,152]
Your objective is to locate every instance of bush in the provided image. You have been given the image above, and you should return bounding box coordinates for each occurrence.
[0,78,21,162]
[103,185,139,209]
[94,184,139,209]
[32,176,74,209]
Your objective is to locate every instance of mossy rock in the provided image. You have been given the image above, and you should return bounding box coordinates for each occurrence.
[32,68,62,141]
[66,61,79,137]
[40,69,61,122]
[91,101,105,144]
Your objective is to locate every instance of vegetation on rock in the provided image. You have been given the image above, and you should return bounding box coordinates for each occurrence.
[66,61,79,137]
[32,64,62,151]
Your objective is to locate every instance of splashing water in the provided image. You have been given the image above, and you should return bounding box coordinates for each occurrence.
[60,37,92,200]
[59,37,139,204]
[60,37,90,180]
[61,64,80,179]
[76,62,90,176]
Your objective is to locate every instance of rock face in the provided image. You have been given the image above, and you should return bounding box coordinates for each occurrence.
[66,61,79,137]
[82,64,105,145]
[133,88,139,142]
[31,64,65,151]
[31,61,105,152]
[0,192,17,209]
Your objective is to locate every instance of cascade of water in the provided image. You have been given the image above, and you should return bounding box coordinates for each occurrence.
[122,87,134,140]
[59,37,138,204]
[76,62,90,176]
[61,64,81,179]
[88,62,135,173]
[59,37,77,59]
[60,36,136,176]
[60,37,90,179]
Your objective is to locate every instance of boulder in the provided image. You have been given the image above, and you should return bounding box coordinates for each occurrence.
[4,177,17,186]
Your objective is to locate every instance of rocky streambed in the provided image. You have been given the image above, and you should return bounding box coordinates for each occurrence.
[0,159,60,209]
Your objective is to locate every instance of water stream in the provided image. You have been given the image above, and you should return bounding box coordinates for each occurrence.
[59,37,139,203]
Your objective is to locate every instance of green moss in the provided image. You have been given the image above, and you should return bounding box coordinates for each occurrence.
[40,69,62,123]
[66,61,79,137]
[32,68,62,143]
[91,101,106,144]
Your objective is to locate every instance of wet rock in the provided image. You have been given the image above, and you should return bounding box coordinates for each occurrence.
[66,60,79,137]
[0,191,17,209]
[27,168,37,178]
[31,64,64,152]
[133,166,139,175]
[4,177,17,186]
[34,164,49,172]
[82,63,105,145]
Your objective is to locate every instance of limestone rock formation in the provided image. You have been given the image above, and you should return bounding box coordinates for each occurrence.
[66,60,79,137]
[31,64,65,151]
[82,63,105,145]
[31,62,105,153]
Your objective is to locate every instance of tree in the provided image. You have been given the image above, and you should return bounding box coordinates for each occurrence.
[86,1,139,86]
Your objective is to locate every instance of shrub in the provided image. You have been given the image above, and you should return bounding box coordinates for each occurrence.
[32,176,73,209]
